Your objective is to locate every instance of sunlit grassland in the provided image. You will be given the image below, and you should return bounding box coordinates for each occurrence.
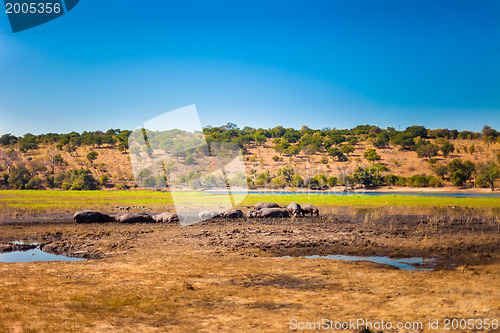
[0,190,498,215]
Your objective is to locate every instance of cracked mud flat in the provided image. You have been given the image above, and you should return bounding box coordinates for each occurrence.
[0,213,498,332]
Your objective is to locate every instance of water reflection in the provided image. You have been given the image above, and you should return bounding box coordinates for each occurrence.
[285,254,435,271]
[0,249,85,263]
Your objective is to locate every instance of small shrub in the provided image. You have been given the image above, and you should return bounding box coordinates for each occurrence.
[406,174,430,187]
[428,176,444,187]
[385,174,399,186]
[26,176,43,189]
[99,174,109,187]
[292,174,304,187]
[116,183,128,190]
[327,176,337,187]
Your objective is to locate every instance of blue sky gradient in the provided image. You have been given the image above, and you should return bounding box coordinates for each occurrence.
[0,0,499,135]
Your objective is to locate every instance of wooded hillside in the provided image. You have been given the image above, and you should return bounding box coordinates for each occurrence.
[0,125,499,191]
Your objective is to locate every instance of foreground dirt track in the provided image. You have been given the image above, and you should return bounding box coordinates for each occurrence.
[0,215,499,332]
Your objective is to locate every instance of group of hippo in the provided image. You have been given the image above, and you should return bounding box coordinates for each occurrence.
[73,210,180,224]
[73,202,319,224]
[219,202,320,219]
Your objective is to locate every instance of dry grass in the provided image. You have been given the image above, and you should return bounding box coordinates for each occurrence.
[0,221,498,332]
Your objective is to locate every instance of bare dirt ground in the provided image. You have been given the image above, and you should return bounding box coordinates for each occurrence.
[0,214,499,332]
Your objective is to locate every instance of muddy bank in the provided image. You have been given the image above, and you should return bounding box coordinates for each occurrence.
[0,213,497,269]
[185,214,499,268]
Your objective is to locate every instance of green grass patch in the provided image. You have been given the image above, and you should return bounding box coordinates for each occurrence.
[0,190,498,214]
[240,193,500,208]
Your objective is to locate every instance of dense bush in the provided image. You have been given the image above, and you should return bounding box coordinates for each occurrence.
[7,166,31,189]
[55,169,98,190]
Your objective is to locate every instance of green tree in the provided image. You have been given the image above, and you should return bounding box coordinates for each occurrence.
[26,176,43,189]
[18,137,37,153]
[285,145,301,157]
[99,174,109,187]
[86,151,98,165]
[416,143,439,160]
[341,145,355,156]
[385,174,400,186]
[448,159,475,185]
[291,174,304,187]
[353,166,383,187]
[440,141,455,158]
[328,148,347,162]
[276,166,295,184]
[475,163,500,191]
[0,134,17,146]
[326,176,337,187]
[363,149,381,163]
[373,133,389,148]
[8,165,31,189]
[450,170,468,187]
[432,165,448,179]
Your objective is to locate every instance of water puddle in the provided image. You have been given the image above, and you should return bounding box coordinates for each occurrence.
[285,255,435,271]
[0,248,85,263]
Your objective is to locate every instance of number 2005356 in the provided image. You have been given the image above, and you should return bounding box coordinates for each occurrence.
[5,2,61,14]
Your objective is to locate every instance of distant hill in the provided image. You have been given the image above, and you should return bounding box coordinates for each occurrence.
[0,125,499,191]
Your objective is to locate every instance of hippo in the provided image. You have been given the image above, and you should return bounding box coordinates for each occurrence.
[198,211,220,219]
[286,202,303,217]
[154,212,179,223]
[301,204,319,216]
[73,210,114,223]
[117,212,155,223]
[257,207,290,218]
[245,210,258,218]
[254,202,281,210]
[223,209,244,218]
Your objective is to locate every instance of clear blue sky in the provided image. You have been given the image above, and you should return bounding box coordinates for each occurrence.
[0,0,499,136]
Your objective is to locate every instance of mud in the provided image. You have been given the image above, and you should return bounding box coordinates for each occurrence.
[0,213,498,269]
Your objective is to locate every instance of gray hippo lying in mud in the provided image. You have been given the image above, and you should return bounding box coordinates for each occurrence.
[257,207,290,218]
[223,209,244,218]
[301,204,319,216]
[254,202,281,210]
[153,212,179,223]
[116,212,156,223]
[73,210,114,223]
[245,210,258,218]
[286,202,303,217]
[198,211,220,219]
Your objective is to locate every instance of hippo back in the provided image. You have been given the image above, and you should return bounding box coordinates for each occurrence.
[73,210,114,223]
[286,202,302,216]
[117,212,155,223]
[257,207,290,218]
[254,202,281,210]
[198,211,220,219]
[245,210,258,218]
[301,204,320,216]
[223,209,244,218]
[154,212,179,223]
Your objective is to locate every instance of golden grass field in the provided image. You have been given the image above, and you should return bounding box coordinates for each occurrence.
[0,191,498,332]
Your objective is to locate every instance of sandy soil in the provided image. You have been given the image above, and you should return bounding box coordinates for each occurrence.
[0,213,498,332]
